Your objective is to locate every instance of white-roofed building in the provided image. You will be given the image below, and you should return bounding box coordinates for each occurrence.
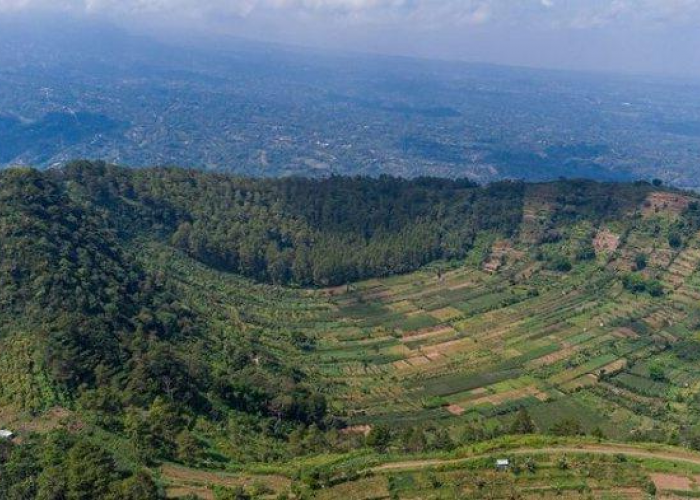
[496,458,510,471]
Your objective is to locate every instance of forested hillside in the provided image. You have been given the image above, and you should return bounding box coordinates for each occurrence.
[51,161,655,287]
[3,162,700,499]
[54,162,527,286]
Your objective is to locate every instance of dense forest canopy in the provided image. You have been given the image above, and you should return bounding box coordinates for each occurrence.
[53,162,527,286]
[0,163,331,431]
[49,161,652,288]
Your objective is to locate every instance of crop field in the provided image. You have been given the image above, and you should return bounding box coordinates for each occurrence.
[123,190,700,498]
[285,191,700,441]
[142,189,700,443]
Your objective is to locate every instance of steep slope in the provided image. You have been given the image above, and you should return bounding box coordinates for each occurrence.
[53,161,527,286]
[0,166,326,428]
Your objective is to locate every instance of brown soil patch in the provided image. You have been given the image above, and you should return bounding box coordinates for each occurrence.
[643,192,692,218]
[401,325,456,342]
[561,374,597,392]
[341,425,372,437]
[421,336,476,356]
[597,359,627,378]
[483,258,502,273]
[392,360,412,371]
[651,473,693,491]
[446,404,465,416]
[483,241,524,273]
[526,346,575,368]
[467,386,547,407]
[424,351,444,361]
[594,229,620,253]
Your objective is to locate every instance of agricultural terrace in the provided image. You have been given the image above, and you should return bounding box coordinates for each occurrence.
[302,189,700,443]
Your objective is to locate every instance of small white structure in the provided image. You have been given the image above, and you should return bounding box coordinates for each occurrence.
[496,458,510,471]
[0,429,14,440]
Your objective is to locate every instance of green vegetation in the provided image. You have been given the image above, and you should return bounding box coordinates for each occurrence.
[0,431,160,499]
[56,161,524,286]
[4,162,700,498]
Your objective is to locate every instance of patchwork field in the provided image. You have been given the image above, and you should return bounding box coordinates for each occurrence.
[124,188,700,498]
[289,191,700,443]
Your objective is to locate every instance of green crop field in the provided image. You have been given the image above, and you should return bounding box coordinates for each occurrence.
[131,184,700,497]
[298,204,700,442]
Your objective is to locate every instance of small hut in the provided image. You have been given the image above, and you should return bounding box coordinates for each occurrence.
[495,458,510,471]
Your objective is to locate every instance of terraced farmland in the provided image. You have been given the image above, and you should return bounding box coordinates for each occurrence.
[301,190,700,442]
[10,164,700,500]
[133,187,700,472]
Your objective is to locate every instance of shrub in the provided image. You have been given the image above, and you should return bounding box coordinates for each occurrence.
[634,253,647,270]
[549,255,572,272]
[550,418,584,436]
[669,232,682,249]
[649,362,666,382]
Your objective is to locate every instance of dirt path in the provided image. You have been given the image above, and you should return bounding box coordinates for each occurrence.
[160,443,700,498]
[373,444,700,472]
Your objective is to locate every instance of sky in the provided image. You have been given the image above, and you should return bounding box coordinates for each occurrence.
[2,0,700,77]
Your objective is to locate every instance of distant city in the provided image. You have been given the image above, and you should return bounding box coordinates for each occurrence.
[2,22,700,189]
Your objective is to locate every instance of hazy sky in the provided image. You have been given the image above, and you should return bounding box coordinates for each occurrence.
[2,0,700,76]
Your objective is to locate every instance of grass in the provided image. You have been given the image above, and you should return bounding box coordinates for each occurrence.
[181,437,700,498]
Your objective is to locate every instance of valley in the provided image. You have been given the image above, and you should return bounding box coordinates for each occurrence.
[4,4,700,499]
[3,164,700,499]
[140,185,700,441]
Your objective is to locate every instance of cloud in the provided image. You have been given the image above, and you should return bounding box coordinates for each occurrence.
[0,0,411,15]
[2,0,700,32]
[0,0,504,31]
